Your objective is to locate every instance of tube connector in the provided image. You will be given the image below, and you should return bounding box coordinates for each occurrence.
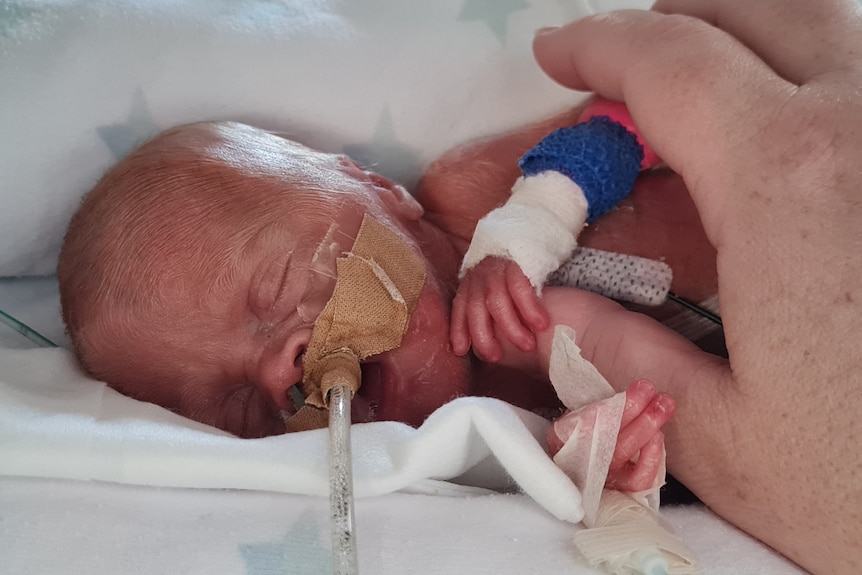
[319,350,362,406]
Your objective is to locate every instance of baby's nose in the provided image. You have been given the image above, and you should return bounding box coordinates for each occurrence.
[257,328,313,412]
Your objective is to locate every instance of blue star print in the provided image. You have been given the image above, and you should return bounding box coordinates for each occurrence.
[96,87,159,161]
[239,510,332,575]
[458,0,529,44]
[343,105,422,190]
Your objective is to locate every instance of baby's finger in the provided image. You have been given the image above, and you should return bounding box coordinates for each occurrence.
[654,0,862,84]
[450,283,473,356]
[606,432,665,492]
[485,293,536,351]
[611,393,675,470]
[505,262,549,332]
[465,281,503,362]
[485,281,535,352]
[619,379,656,430]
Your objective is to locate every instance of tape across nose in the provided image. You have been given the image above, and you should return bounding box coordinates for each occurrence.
[285,215,426,432]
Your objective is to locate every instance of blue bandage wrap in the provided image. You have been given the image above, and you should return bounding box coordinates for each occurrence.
[518,116,644,222]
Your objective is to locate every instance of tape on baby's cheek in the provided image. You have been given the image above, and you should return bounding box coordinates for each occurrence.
[285,215,426,433]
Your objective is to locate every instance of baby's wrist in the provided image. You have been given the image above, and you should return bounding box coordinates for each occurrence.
[459,171,588,290]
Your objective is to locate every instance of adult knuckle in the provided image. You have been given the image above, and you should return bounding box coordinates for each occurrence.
[645,15,724,88]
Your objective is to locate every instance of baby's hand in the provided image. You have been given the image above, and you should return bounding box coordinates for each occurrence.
[548,379,675,493]
[450,256,550,362]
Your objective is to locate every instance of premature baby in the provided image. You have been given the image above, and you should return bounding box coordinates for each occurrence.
[59,120,673,491]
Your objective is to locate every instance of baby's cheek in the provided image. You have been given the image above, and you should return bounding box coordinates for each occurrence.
[244,392,288,438]
[405,292,471,389]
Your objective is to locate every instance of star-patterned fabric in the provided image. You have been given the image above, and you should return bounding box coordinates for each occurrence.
[0,4,815,575]
[0,0,650,277]
[0,461,806,574]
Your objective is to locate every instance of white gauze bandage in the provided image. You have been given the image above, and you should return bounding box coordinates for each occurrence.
[459,172,588,292]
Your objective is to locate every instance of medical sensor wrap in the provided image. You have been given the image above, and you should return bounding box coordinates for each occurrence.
[548,247,672,306]
[459,171,589,290]
[519,117,644,223]
[460,112,647,291]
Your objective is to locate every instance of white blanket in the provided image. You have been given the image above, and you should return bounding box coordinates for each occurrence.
[0,347,581,523]
[0,343,806,574]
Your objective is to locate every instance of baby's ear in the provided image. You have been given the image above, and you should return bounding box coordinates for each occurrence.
[373,174,424,222]
[338,155,424,222]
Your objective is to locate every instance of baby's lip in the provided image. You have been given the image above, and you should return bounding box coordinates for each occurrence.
[353,357,422,425]
[352,362,385,423]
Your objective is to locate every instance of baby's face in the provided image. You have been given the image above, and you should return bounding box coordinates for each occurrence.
[96,127,471,437]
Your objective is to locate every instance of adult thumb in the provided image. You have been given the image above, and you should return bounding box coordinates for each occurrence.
[535,287,730,422]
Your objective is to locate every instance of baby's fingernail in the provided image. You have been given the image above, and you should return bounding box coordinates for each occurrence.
[633,378,654,393]
[535,25,560,36]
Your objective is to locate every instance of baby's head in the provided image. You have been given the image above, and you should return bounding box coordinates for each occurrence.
[59,121,470,437]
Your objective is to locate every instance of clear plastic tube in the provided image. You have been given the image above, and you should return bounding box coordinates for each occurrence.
[0,309,57,348]
[329,384,358,575]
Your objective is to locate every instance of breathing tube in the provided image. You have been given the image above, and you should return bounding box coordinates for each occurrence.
[285,215,426,575]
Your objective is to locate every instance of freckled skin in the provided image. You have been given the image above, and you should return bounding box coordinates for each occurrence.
[525,2,862,573]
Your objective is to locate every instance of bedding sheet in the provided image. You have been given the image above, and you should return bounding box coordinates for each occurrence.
[0,476,805,575]
[0,0,651,277]
[0,277,806,574]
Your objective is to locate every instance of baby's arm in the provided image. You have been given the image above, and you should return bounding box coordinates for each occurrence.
[416,108,584,247]
[453,101,658,361]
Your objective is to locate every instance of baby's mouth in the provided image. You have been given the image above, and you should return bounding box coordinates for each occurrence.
[352,362,386,423]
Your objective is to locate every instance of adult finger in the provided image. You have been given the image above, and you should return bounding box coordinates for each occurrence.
[532,10,793,239]
[653,0,862,84]
[533,287,732,486]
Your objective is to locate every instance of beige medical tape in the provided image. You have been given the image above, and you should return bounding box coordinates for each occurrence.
[285,215,426,433]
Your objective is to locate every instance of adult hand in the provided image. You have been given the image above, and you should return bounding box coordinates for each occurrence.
[532,1,862,573]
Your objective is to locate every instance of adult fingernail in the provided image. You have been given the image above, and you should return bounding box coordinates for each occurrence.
[535,25,560,36]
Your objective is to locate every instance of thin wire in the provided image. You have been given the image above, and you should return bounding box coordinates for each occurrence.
[0,309,58,348]
[666,292,722,327]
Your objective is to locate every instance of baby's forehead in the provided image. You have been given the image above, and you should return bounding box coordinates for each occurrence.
[105,121,375,263]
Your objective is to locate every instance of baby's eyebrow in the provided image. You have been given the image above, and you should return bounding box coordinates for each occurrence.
[207,260,242,296]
